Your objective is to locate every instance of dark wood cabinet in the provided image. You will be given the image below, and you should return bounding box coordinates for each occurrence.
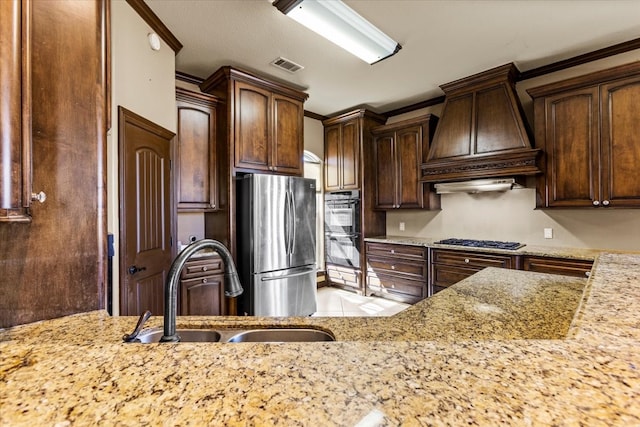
[180,254,225,315]
[202,66,307,176]
[323,109,387,294]
[175,88,220,212]
[1,0,108,327]
[1,0,32,222]
[522,256,593,278]
[372,115,440,209]
[528,62,640,208]
[323,110,385,192]
[366,242,428,303]
[430,249,518,294]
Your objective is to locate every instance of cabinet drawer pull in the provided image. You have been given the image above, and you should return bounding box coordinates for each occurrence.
[390,249,395,254]
[464,258,470,264]
[602,200,610,206]
[202,266,208,272]
[592,200,600,206]
[585,271,591,278]
[202,278,208,283]
[391,265,395,270]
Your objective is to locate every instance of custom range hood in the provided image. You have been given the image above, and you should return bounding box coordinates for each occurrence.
[421,63,541,184]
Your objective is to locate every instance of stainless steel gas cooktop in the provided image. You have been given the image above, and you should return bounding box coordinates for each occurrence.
[435,238,525,250]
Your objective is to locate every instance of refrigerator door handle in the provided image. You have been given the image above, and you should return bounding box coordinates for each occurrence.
[289,189,296,255]
[260,268,315,281]
[284,190,290,255]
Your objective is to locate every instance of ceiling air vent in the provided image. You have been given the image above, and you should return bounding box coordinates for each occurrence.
[270,57,304,73]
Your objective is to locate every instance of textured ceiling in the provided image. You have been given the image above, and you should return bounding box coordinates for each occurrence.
[146,0,640,116]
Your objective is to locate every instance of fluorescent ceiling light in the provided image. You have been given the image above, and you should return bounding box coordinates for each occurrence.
[273,0,401,64]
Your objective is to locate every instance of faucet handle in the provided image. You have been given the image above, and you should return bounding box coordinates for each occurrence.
[122,310,152,342]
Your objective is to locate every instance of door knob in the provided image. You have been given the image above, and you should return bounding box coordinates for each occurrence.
[128,265,147,275]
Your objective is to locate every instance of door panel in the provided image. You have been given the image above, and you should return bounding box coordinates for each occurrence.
[273,95,303,174]
[234,82,270,171]
[374,132,396,208]
[601,76,640,206]
[324,125,341,190]
[396,126,422,208]
[251,174,289,272]
[341,121,360,189]
[119,107,174,316]
[290,177,316,268]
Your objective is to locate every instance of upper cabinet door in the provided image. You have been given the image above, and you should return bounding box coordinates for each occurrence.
[175,89,218,211]
[600,75,640,207]
[374,131,396,208]
[340,120,360,190]
[395,126,423,208]
[324,124,341,191]
[272,94,303,175]
[234,81,271,172]
[543,87,600,208]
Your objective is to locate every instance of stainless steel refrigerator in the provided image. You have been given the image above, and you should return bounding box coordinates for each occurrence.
[236,174,317,316]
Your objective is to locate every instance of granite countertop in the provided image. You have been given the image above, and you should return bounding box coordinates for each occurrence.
[1,253,639,425]
[365,235,609,260]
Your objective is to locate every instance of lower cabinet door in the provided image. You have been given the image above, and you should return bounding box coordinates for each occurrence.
[180,274,224,315]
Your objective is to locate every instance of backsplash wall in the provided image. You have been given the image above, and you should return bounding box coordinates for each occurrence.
[386,189,640,251]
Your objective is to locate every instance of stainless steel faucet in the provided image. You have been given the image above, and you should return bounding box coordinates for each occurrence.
[160,239,243,342]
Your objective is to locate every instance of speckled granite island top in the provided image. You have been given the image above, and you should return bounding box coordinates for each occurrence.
[1,253,639,426]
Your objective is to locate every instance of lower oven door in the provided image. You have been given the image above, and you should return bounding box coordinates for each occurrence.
[325,233,360,269]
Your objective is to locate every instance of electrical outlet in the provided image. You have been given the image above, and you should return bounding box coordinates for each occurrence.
[399,222,405,231]
[544,228,553,239]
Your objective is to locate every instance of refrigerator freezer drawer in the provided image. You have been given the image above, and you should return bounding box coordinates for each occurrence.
[249,266,317,317]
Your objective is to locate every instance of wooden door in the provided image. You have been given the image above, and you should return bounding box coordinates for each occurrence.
[175,89,217,211]
[234,81,270,172]
[543,87,600,207]
[396,126,423,208]
[324,124,341,191]
[272,94,303,175]
[340,120,360,190]
[374,131,396,208]
[600,75,640,207]
[119,107,174,316]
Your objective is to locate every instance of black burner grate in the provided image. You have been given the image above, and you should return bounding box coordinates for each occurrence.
[436,238,525,250]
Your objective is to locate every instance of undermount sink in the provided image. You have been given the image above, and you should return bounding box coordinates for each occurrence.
[132,327,335,343]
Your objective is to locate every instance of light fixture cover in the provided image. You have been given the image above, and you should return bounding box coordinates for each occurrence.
[274,0,401,64]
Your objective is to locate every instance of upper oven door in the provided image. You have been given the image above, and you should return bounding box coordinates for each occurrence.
[324,197,360,234]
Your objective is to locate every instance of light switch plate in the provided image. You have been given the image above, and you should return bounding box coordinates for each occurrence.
[544,228,553,239]
[399,222,405,231]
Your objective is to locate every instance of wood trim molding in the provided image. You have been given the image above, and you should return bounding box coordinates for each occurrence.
[304,110,327,121]
[125,0,182,54]
[384,37,640,117]
[176,71,204,85]
[518,37,640,81]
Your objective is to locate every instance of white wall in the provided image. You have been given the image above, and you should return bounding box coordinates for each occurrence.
[384,50,640,252]
[108,0,176,315]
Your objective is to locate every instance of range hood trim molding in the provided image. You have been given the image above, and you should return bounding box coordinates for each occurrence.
[421,148,541,182]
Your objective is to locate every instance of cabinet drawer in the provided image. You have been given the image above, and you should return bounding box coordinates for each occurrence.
[431,264,479,290]
[367,273,426,303]
[523,256,593,278]
[432,249,516,269]
[366,256,427,280]
[366,242,426,260]
[180,255,223,279]
[326,265,359,288]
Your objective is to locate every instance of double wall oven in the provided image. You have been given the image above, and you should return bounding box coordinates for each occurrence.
[324,191,361,269]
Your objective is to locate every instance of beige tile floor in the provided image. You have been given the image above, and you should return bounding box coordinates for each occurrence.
[313,286,409,317]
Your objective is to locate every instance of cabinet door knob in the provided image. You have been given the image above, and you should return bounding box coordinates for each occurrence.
[585,271,591,278]
[464,258,470,264]
[31,191,47,203]
[390,249,395,254]
[592,200,600,206]
[202,266,208,272]
[391,265,395,270]
[602,200,610,206]
[202,278,208,283]
[128,265,147,275]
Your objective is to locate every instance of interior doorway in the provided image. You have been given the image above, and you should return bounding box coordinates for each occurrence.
[118,107,175,316]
